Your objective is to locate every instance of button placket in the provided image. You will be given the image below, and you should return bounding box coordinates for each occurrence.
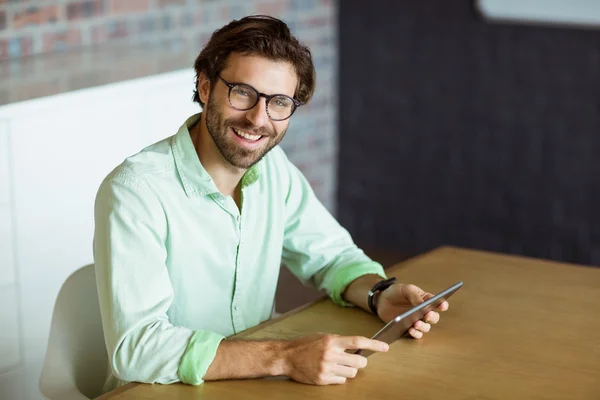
[231,209,244,332]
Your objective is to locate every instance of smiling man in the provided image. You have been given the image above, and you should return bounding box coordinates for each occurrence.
[93,15,448,394]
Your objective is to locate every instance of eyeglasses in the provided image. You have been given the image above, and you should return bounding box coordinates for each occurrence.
[218,75,301,121]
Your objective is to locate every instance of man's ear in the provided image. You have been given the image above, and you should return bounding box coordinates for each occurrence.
[198,72,211,104]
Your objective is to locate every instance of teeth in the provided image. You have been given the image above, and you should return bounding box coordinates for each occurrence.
[233,128,261,141]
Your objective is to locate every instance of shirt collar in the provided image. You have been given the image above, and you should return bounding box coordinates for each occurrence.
[171,113,262,198]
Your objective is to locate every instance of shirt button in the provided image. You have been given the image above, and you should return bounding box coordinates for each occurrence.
[234,305,239,311]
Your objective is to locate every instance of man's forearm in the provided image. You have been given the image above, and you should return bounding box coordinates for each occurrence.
[203,339,288,381]
[204,332,390,385]
[202,275,388,382]
[341,274,386,313]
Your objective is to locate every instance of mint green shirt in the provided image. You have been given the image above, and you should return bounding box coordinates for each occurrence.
[93,114,385,391]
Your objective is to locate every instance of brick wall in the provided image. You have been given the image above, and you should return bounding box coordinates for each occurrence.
[0,0,338,212]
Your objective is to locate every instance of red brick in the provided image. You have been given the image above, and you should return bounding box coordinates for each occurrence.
[13,5,60,29]
[94,0,105,16]
[219,5,231,21]
[256,1,287,16]
[106,20,128,39]
[43,29,81,53]
[91,25,106,44]
[66,1,104,20]
[194,10,203,24]
[21,36,33,57]
[308,178,324,193]
[107,0,150,14]
[197,32,212,47]
[302,16,329,27]
[0,39,8,61]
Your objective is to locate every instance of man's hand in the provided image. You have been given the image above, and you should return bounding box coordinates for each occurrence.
[376,283,449,339]
[282,333,389,385]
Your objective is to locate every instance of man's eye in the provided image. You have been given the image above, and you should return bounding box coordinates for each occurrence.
[273,98,291,108]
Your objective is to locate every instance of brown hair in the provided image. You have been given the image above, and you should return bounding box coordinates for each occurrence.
[192,15,315,107]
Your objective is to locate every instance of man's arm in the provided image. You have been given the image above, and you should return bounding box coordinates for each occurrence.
[277,148,386,306]
[203,334,388,385]
[341,274,385,313]
[95,174,224,386]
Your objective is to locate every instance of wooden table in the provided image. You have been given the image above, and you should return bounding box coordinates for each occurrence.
[97,247,600,399]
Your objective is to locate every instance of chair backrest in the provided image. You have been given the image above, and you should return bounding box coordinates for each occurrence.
[39,264,108,400]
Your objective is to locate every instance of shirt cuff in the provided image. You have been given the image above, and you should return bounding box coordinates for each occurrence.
[178,330,225,385]
[328,261,387,307]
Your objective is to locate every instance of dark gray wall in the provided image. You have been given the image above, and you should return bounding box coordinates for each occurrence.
[338,1,600,265]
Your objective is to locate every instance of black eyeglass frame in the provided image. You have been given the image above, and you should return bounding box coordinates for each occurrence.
[217,75,302,121]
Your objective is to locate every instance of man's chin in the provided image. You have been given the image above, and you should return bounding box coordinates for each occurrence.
[223,153,263,169]
[228,161,258,169]
[216,133,279,169]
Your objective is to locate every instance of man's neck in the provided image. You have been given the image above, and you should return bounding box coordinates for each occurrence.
[192,114,245,199]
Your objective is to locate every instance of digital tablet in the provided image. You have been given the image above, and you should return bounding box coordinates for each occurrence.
[356,281,463,356]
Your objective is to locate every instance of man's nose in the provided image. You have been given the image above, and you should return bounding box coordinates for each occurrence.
[245,97,269,127]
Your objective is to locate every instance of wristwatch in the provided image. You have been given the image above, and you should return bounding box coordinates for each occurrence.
[368,277,397,316]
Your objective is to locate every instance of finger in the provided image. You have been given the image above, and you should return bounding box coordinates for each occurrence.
[413,320,431,333]
[424,310,440,324]
[408,327,423,339]
[331,364,359,379]
[328,376,347,385]
[337,353,368,369]
[422,292,435,301]
[438,300,449,311]
[315,375,347,385]
[337,336,389,353]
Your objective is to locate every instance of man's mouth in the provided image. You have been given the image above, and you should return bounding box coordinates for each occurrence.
[232,127,263,142]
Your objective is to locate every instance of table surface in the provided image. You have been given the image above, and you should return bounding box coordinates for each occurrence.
[97,246,600,399]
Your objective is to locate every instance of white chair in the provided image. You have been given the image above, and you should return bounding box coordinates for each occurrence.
[39,264,108,400]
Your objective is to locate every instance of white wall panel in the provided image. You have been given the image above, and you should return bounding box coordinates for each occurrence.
[0,69,193,400]
[0,285,21,371]
[0,121,10,205]
[0,205,15,288]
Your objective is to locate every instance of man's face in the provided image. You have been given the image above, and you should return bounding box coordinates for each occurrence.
[200,53,298,169]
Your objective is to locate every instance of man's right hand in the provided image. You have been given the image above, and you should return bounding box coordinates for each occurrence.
[281,333,389,385]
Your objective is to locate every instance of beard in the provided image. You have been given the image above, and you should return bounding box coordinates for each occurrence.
[204,94,286,169]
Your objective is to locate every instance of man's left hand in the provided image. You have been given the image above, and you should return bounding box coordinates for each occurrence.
[376,283,449,339]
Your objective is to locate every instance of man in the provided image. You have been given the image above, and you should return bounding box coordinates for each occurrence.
[94,15,448,392]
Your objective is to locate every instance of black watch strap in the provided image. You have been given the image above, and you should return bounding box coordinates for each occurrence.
[368,277,397,316]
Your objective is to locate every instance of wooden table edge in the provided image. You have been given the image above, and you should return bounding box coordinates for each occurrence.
[94,381,140,399]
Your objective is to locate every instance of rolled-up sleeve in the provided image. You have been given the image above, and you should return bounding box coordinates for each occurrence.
[94,172,224,386]
[280,155,386,306]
